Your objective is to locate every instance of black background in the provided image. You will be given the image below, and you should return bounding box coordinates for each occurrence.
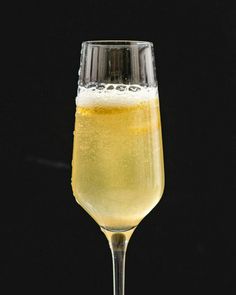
[1,1,234,294]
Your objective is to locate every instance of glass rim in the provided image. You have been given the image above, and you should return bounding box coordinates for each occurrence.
[82,40,153,47]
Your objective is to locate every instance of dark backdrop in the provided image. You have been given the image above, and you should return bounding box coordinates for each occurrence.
[2,1,234,294]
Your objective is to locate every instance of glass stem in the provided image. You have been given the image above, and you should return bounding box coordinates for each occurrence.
[111,234,127,295]
[101,227,135,295]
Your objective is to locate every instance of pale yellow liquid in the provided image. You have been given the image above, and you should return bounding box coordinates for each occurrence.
[72,96,164,231]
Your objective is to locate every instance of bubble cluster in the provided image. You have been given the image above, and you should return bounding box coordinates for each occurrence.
[76,84,158,106]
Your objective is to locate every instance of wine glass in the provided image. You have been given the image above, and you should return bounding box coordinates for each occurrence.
[71,40,165,295]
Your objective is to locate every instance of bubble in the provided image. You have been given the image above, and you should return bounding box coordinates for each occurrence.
[87,83,96,88]
[116,84,127,91]
[115,85,127,91]
[107,85,114,90]
[96,84,106,90]
[128,85,142,92]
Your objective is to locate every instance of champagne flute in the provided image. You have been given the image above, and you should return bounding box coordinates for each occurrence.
[71,40,165,295]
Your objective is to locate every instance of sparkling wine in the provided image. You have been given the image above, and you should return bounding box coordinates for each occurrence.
[72,87,164,231]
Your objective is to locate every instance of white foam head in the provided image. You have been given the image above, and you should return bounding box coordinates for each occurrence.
[76,84,159,106]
